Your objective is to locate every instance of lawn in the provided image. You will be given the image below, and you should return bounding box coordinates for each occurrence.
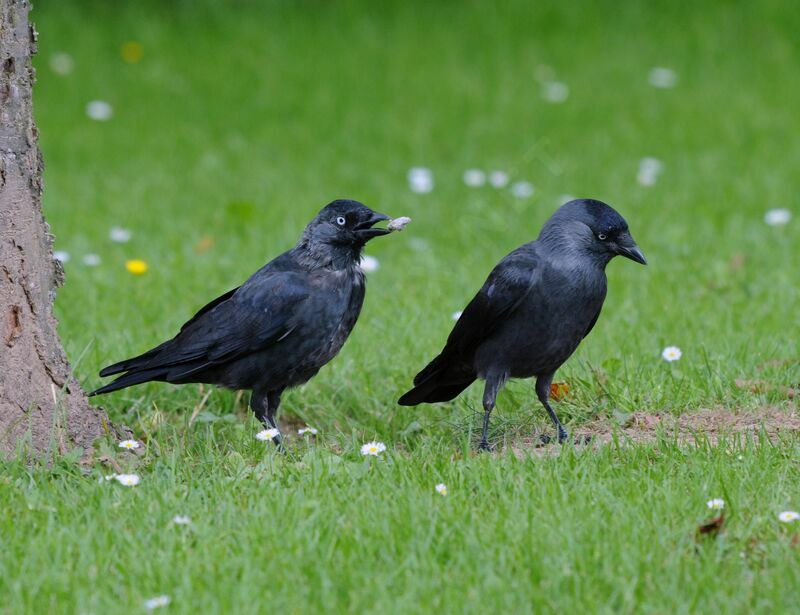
[2,0,799,612]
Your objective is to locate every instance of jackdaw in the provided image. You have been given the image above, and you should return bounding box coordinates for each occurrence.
[398,199,646,450]
[91,199,405,446]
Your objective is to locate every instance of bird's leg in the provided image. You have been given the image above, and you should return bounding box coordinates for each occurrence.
[266,389,285,449]
[535,375,569,444]
[479,375,504,452]
[250,390,284,450]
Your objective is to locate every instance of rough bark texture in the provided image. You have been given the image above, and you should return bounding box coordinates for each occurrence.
[0,0,111,458]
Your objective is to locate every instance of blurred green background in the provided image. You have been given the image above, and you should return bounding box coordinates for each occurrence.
[38,0,799,435]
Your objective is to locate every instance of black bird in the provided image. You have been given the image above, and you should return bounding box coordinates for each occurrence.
[398,199,646,450]
[91,199,400,446]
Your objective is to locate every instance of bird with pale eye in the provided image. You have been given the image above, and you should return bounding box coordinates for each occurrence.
[91,200,405,449]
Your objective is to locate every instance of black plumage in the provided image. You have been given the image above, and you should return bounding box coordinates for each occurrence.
[92,199,397,446]
[398,199,646,450]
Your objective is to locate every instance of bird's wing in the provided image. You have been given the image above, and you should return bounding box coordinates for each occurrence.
[414,248,540,384]
[100,271,309,378]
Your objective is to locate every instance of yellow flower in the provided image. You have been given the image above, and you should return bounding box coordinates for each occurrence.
[121,41,144,64]
[125,259,148,275]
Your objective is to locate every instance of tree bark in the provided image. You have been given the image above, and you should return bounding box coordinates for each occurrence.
[0,0,110,458]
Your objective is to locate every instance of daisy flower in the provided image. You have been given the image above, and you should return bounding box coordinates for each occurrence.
[764,209,791,226]
[86,100,113,121]
[648,67,678,89]
[541,81,569,103]
[172,515,192,525]
[637,157,663,187]
[435,483,448,496]
[114,474,140,487]
[82,253,101,266]
[125,259,148,275]
[120,41,144,64]
[510,181,534,199]
[298,427,318,436]
[118,439,140,450]
[463,169,486,187]
[53,251,70,263]
[706,498,725,510]
[452,311,463,321]
[408,167,434,194]
[109,227,132,243]
[662,346,682,362]
[361,441,387,456]
[49,52,74,76]
[489,171,509,188]
[144,595,170,610]
[360,255,380,273]
[256,428,280,441]
[778,511,799,523]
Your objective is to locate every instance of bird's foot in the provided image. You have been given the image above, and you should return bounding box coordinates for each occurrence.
[539,432,592,446]
[272,433,286,453]
[477,439,494,453]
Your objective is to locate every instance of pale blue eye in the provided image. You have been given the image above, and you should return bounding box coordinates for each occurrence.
[336,216,346,226]
[597,233,607,241]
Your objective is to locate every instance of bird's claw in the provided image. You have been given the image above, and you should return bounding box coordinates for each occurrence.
[477,440,494,453]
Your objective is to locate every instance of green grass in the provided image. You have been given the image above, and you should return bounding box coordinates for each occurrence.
[2,0,800,612]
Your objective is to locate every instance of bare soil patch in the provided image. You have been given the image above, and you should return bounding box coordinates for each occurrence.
[512,406,800,456]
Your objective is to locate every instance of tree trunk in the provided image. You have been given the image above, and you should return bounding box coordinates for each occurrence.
[0,0,111,458]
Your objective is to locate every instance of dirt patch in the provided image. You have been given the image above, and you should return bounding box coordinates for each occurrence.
[512,407,800,456]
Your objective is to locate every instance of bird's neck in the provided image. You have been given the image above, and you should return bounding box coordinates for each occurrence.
[293,238,362,270]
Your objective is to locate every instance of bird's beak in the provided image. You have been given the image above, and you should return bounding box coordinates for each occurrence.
[354,211,391,240]
[616,234,647,265]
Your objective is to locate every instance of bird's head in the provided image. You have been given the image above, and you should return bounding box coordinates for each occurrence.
[539,199,647,266]
[297,200,393,266]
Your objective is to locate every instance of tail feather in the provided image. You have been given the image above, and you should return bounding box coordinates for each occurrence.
[399,353,475,406]
[98,346,164,377]
[89,368,167,396]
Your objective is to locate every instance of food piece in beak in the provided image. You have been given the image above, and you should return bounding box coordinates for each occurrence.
[387,216,412,232]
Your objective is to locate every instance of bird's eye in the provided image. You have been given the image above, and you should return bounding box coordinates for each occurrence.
[336,216,346,226]
[597,233,607,241]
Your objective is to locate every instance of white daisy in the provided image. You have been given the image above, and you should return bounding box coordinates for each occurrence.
[463,169,486,187]
[510,181,534,199]
[255,428,280,441]
[118,439,140,450]
[53,251,70,263]
[360,441,387,456]
[109,227,132,243]
[452,311,463,321]
[435,483,448,496]
[144,595,170,610]
[298,427,318,436]
[82,253,101,266]
[408,167,434,194]
[114,474,140,487]
[172,515,192,525]
[488,171,509,188]
[637,157,663,187]
[49,52,74,76]
[541,81,569,103]
[764,209,791,226]
[778,511,800,523]
[662,346,682,362]
[706,498,725,510]
[648,67,678,89]
[360,255,380,273]
[86,100,113,121]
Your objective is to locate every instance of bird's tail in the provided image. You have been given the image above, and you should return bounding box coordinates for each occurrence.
[398,354,475,406]
[89,367,167,396]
